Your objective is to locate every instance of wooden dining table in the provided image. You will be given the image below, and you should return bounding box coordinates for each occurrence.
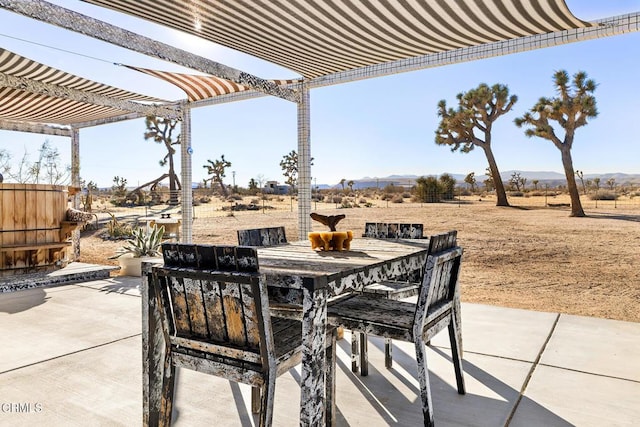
[142,237,430,426]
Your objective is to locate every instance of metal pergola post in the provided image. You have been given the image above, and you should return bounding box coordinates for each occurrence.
[297,81,312,238]
[180,105,193,243]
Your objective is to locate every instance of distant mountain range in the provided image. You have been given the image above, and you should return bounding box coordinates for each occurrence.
[319,171,640,189]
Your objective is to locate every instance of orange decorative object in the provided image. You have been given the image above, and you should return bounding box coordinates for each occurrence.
[309,230,354,251]
[308,232,323,250]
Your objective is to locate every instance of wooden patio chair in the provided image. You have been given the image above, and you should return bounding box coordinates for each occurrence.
[327,245,466,427]
[150,244,337,426]
[354,226,456,374]
[237,226,287,247]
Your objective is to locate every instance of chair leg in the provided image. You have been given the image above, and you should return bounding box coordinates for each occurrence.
[448,317,466,394]
[158,354,175,427]
[414,339,435,427]
[326,329,338,426]
[384,338,393,369]
[251,386,261,414]
[351,331,360,373]
[359,333,369,376]
[259,374,276,427]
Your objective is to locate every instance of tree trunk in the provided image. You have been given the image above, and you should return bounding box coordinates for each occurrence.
[484,147,510,207]
[217,180,229,197]
[561,147,585,217]
[168,154,179,205]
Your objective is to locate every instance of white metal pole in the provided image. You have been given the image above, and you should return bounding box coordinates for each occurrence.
[297,81,311,238]
[181,105,193,243]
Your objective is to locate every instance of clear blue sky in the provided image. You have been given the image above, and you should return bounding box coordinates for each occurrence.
[1,1,639,188]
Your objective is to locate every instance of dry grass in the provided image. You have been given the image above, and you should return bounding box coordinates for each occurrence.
[78,195,640,323]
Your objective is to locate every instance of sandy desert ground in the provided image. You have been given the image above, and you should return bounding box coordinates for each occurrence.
[77,194,640,323]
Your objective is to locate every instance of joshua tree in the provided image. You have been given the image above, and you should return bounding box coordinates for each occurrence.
[435,83,516,207]
[575,170,587,195]
[141,116,182,205]
[464,172,476,192]
[515,70,597,217]
[280,150,313,195]
[483,167,495,192]
[347,180,355,192]
[510,172,526,192]
[203,155,232,197]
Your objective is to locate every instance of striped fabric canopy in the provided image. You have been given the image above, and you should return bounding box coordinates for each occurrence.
[82,0,591,78]
[124,65,299,102]
[0,48,168,125]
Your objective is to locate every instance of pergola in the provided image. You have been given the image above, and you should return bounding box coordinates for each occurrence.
[1,0,639,250]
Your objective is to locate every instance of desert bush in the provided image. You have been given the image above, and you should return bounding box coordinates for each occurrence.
[104,213,133,239]
[414,176,441,203]
[380,193,393,201]
[226,194,243,201]
[402,192,412,198]
[359,198,368,204]
[509,191,524,197]
[332,195,343,204]
[589,191,618,201]
[382,183,404,194]
[391,194,404,203]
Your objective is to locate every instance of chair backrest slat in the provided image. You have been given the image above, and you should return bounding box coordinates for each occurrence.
[428,230,458,253]
[239,282,261,348]
[237,226,287,247]
[184,277,209,337]
[167,276,192,336]
[220,281,250,347]
[363,222,424,239]
[202,278,227,342]
[162,243,259,272]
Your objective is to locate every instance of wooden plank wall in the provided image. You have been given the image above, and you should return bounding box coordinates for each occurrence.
[0,184,70,276]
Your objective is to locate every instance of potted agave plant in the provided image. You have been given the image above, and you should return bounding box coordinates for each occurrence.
[109,224,165,276]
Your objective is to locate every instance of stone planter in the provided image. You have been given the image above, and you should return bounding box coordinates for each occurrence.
[118,254,162,277]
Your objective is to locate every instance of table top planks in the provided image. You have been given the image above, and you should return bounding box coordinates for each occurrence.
[256,238,429,293]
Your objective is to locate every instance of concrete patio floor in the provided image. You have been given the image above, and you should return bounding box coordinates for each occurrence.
[1,275,639,426]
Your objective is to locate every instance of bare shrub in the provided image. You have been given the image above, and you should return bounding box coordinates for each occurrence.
[589,191,618,201]
[391,194,404,203]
